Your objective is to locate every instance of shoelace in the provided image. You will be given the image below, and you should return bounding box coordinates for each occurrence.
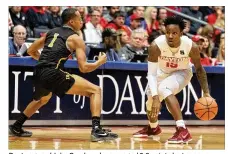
[99,126,111,132]
[172,128,180,138]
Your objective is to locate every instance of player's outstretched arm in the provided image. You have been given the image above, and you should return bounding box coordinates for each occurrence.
[189,42,210,97]
[147,42,161,117]
[27,35,46,60]
[67,34,107,73]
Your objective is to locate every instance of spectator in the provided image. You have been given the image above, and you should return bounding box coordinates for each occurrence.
[199,6,214,20]
[49,6,62,28]
[183,19,191,35]
[9,6,28,29]
[128,14,145,32]
[9,25,27,56]
[198,24,216,57]
[192,36,212,66]
[116,29,130,51]
[26,6,55,31]
[83,10,103,43]
[201,36,213,58]
[118,29,146,62]
[181,6,203,34]
[157,8,167,21]
[21,6,32,14]
[87,6,108,29]
[215,40,225,66]
[213,7,225,35]
[166,6,182,17]
[144,7,159,35]
[125,7,146,29]
[75,6,88,24]
[103,6,120,22]
[206,6,224,25]
[100,28,121,61]
[105,11,131,36]
[9,6,32,37]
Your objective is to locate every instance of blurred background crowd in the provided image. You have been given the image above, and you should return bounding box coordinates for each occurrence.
[8,6,225,66]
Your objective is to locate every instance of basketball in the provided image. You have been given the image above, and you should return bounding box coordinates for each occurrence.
[194,97,218,121]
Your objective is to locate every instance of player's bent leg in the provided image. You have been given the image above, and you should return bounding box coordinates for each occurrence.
[66,75,118,142]
[9,92,52,137]
[133,96,162,138]
[158,72,192,144]
[66,75,101,116]
[24,92,52,118]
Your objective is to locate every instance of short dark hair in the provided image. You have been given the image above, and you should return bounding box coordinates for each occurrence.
[113,11,125,19]
[102,28,119,40]
[61,8,78,24]
[164,16,185,31]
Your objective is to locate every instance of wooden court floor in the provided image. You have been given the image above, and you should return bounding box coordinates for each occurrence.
[9,126,225,150]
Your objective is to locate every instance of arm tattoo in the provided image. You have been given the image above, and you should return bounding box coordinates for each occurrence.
[195,66,209,94]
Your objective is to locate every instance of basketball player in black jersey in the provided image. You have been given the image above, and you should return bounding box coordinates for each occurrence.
[9,8,118,142]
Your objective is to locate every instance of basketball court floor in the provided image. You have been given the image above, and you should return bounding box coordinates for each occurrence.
[9,126,225,150]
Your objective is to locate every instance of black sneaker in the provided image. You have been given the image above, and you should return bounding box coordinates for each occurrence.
[9,125,33,137]
[91,127,118,142]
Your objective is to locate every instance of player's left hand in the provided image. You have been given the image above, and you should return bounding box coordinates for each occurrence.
[203,93,216,101]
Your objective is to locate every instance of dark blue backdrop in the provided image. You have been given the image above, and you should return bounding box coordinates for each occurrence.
[9,57,225,125]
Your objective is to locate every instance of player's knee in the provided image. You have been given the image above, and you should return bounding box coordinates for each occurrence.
[158,85,173,100]
[94,86,101,94]
[88,85,101,97]
[40,92,52,105]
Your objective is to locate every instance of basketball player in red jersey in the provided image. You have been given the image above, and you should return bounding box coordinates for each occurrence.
[133,16,214,144]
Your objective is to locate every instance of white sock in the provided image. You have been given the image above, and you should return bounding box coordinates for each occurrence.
[149,121,158,128]
[176,120,186,128]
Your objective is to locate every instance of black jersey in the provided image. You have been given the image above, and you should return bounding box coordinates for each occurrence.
[37,26,76,69]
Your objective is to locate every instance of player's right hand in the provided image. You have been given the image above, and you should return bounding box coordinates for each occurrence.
[151,96,161,118]
[98,52,107,65]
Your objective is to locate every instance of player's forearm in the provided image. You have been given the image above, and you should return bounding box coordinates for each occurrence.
[148,61,158,97]
[195,65,210,94]
[27,50,40,61]
[81,61,101,73]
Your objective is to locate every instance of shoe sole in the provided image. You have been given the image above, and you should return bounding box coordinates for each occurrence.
[91,135,118,142]
[167,138,192,144]
[133,134,149,138]
[133,131,162,138]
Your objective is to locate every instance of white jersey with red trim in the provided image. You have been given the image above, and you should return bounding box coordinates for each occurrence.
[154,35,193,74]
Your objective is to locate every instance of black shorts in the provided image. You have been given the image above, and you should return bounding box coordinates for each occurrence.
[32,66,75,100]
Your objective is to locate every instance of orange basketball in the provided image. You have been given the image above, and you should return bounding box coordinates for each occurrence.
[194,97,218,121]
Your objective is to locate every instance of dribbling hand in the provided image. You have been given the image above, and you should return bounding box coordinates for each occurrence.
[203,92,215,101]
[98,52,107,65]
[151,96,161,118]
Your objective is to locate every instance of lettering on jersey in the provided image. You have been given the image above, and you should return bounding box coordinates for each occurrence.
[159,56,189,63]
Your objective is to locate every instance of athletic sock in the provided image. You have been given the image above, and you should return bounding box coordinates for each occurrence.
[176,120,186,129]
[13,113,28,130]
[149,121,158,128]
[92,116,101,129]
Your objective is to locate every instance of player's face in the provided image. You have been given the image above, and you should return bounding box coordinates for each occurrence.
[70,11,83,31]
[165,24,183,47]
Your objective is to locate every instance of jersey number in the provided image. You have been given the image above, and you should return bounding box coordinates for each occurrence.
[166,62,178,68]
[48,33,59,47]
